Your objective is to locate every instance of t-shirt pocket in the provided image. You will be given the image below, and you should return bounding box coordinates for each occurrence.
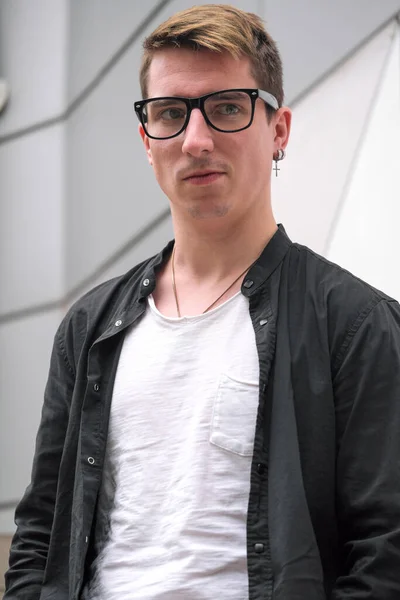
[210,373,259,456]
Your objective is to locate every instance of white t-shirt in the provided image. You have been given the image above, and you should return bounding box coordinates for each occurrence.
[83,290,260,600]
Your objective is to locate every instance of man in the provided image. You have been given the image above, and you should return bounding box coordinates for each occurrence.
[5,4,400,599]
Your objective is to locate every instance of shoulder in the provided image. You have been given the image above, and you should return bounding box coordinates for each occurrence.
[55,252,161,369]
[286,242,399,369]
[289,242,393,303]
[66,256,150,317]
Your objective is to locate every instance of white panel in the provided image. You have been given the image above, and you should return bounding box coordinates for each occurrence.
[326,28,400,301]
[0,0,68,137]
[0,310,63,504]
[272,22,396,253]
[0,125,65,314]
[0,509,16,535]
[66,0,258,291]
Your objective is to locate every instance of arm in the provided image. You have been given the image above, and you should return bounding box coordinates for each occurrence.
[4,323,75,600]
[332,299,400,599]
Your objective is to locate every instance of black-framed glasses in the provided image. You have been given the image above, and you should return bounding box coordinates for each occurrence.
[134,88,279,140]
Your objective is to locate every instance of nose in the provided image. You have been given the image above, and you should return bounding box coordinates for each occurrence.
[181,108,214,157]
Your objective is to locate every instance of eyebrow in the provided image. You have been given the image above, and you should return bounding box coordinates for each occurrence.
[147,98,185,108]
[147,90,249,105]
[209,91,248,100]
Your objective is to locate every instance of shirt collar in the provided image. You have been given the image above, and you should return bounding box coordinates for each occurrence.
[241,224,292,297]
[138,224,292,301]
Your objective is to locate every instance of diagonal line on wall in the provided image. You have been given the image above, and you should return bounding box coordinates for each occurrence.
[63,208,171,304]
[289,10,400,108]
[0,0,172,146]
[0,208,171,325]
[0,299,61,327]
[322,21,398,256]
[0,500,18,512]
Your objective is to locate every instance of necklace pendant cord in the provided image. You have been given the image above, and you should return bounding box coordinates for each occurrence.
[171,244,254,317]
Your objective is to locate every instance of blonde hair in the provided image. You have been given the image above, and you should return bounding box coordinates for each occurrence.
[140,4,283,110]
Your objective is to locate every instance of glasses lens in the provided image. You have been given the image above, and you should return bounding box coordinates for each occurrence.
[204,91,252,131]
[143,99,187,138]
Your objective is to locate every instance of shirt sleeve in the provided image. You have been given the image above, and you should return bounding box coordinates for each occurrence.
[332,299,400,599]
[4,322,75,600]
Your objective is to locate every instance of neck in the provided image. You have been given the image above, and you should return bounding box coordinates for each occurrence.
[171,207,277,283]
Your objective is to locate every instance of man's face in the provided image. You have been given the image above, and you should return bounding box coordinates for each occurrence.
[140,47,289,224]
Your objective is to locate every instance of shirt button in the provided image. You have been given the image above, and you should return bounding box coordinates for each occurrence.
[257,463,266,475]
[143,279,150,287]
[260,319,268,326]
[88,457,95,465]
[115,320,122,327]
[254,543,264,554]
[243,280,254,289]
[93,383,100,392]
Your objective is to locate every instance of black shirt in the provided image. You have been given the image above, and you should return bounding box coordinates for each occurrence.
[5,226,400,599]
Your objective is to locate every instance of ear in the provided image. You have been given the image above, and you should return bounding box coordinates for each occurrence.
[139,123,153,166]
[273,106,292,154]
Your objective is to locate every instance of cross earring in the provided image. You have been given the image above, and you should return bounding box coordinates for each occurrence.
[273,148,286,177]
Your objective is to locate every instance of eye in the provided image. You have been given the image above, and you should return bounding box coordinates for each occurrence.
[217,103,240,115]
[159,107,186,121]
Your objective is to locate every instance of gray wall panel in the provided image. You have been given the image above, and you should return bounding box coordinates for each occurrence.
[264,0,400,103]
[0,125,65,315]
[65,37,165,290]
[66,214,173,308]
[150,0,259,22]
[67,0,168,103]
[0,0,68,137]
[0,508,16,535]
[0,311,63,505]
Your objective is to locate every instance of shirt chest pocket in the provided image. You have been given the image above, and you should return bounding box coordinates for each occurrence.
[210,373,260,457]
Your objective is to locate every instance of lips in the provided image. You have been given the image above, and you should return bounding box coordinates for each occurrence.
[183,170,223,180]
[182,171,225,186]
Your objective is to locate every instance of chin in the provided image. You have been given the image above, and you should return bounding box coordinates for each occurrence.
[187,203,231,220]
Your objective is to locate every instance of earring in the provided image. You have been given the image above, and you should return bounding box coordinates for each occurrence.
[273,148,286,177]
